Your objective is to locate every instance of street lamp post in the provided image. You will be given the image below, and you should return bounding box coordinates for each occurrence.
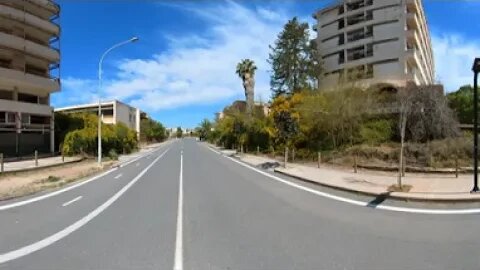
[98,37,139,166]
[472,58,480,192]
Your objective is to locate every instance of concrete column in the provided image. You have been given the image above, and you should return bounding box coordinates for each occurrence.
[135,108,141,141]
[50,112,55,153]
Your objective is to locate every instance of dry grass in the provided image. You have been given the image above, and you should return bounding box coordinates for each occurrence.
[387,184,413,192]
[0,160,115,201]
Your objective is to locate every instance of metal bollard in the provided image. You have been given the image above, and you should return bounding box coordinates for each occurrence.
[317,152,321,168]
[455,157,459,178]
[35,150,38,167]
[353,154,358,173]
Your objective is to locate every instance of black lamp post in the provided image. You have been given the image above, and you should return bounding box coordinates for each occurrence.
[472,58,480,192]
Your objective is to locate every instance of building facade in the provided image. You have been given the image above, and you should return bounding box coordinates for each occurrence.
[55,100,145,140]
[313,0,434,89]
[0,0,60,157]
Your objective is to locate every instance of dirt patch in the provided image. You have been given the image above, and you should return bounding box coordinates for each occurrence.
[387,184,413,192]
[0,160,115,201]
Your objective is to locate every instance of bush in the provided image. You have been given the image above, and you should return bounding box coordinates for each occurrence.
[108,149,118,160]
[359,119,393,145]
[61,114,138,157]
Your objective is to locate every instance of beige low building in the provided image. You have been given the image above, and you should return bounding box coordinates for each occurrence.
[0,0,60,156]
[313,0,435,90]
[55,100,146,139]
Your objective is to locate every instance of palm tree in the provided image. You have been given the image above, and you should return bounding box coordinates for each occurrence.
[236,59,257,114]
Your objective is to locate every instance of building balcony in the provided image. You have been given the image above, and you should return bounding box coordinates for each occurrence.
[0,99,53,116]
[0,4,60,35]
[0,66,60,94]
[0,32,59,62]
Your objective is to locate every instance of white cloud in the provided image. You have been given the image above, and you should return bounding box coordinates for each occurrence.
[60,1,292,111]
[431,33,480,92]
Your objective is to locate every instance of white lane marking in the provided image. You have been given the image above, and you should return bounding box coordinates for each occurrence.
[62,196,82,207]
[0,145,166,211]
[114,173,123,179]
[0,149,170,264]
[0,168,116,211]
[173,150,184,270]
[205,146,480,215]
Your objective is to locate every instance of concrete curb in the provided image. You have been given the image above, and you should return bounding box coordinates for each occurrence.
[273,168,480,203]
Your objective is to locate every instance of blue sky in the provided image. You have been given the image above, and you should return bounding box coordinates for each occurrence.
[53,0,480,128]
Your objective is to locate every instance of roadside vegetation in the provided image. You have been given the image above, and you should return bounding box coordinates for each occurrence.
[55,112,167,159]
[196,16,472,172]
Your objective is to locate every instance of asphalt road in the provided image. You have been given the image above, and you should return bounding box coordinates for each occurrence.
[1,138,480,270]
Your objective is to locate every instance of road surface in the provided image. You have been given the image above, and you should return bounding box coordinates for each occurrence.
[1,138,479,269]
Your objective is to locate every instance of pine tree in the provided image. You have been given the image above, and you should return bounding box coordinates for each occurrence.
[268,17,321,98]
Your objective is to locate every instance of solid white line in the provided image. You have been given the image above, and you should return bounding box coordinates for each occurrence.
[114,173,123,179]
[0,145,165,211]
[0,168,117,211]
[205,146,480,215]
[173,150,184,270]
[61,196,82,207]
[0,149,170,264]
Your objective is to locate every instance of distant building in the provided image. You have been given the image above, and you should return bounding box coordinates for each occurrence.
[55,100,146,139]
[0,0,61,156]
[313,0,435,90]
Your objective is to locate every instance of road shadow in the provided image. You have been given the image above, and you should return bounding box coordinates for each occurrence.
[367,192,392,208]
[258,162,281,170]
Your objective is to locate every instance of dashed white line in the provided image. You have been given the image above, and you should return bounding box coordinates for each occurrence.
[114,173,123,179]
[173,149,184,270]
[205,146,480,215]
[62,196,82,207]
[0,148,170,264]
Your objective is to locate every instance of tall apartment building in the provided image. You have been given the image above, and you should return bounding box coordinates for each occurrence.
[0,0,60,157]
[313,0,434,90]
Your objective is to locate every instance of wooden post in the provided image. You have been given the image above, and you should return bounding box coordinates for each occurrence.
[317,152,321,168]
[455,156,459,178]
[284,146,288,168]
[35,150,38,167]
[0,153,3,173]
[353,154,358,173]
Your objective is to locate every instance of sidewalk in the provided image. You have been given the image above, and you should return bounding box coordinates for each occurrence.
[2,141,169,174]
[235,152,480,202]
[2,156,83,173]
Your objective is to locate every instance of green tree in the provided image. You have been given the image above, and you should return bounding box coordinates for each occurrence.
[140,118,167,142]
[197,119,213,141]
[268,17,320,97]
[236,59,257,114]
[176,127,183,138]
[447,85,473,124]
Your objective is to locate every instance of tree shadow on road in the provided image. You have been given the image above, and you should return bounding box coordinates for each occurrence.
[367,192,392,208]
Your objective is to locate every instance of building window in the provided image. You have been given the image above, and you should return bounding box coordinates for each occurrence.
[347,46,365,61]
[31,115,49,125]
[347,0,365,11]
[339,51,345,64]
[18,93,38,104]
[6,112,16,123]
[338,34,345,45]
[25,65,47,77]
[338,19,345,29]
[21,114,30,125]
[0,90,13,100]
[338,5,344,15]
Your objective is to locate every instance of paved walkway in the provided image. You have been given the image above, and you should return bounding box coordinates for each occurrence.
[2,141,171,174]
[234,152,480,201]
